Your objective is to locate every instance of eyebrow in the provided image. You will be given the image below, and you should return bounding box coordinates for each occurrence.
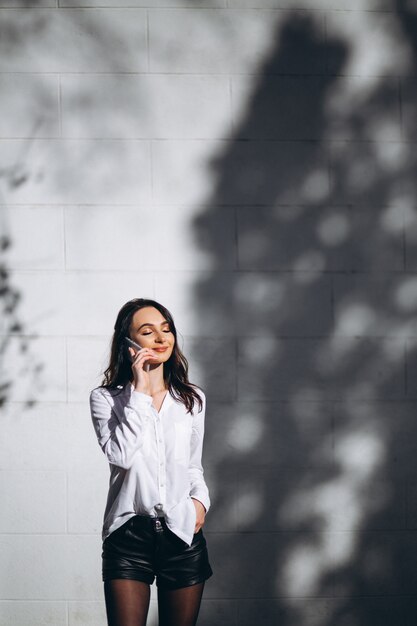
[137,320,170,331]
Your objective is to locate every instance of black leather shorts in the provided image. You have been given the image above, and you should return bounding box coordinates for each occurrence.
[102,516,213,590]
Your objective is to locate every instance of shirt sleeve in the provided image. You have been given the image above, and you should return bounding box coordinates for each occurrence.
[89,387,154,470]
[188,390,211,513]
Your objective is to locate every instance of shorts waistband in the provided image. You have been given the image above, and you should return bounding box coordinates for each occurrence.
[131,515,166,534]
[132,514,166,530]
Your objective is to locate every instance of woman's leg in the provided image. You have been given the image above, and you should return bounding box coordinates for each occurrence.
[104,579,151,626]
[157,582,205,626]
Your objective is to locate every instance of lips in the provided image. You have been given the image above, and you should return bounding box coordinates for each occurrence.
[153,347,169,353]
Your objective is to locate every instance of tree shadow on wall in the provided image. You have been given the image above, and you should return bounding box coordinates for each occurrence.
[193,9,417,626]
[0,152,44,410]
[0,2,146,410]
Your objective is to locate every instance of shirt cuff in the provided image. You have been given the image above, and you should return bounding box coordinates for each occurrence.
[129,390,153,409]
[190,493,210,514]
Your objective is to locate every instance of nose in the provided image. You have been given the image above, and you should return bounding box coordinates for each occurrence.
[154,331,166,344]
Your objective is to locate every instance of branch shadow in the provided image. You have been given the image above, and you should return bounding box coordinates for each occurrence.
[192,9,417,626]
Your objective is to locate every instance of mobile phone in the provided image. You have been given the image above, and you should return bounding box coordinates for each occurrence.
[125,336,152,371]
[125,337,142,356]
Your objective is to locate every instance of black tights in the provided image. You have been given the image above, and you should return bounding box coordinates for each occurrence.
[104,579,205,626]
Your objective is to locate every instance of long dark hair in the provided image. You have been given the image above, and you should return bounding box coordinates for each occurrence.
[102,298,203,414]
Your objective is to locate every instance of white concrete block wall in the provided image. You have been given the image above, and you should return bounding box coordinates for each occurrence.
[1,2,416,625]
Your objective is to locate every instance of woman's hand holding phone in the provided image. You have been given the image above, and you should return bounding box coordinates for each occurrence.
[126,338,160,395]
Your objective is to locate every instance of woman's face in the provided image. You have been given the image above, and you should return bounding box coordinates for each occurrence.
[129,306,175,363]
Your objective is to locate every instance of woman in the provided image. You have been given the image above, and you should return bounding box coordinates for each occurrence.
[90,298,213,626]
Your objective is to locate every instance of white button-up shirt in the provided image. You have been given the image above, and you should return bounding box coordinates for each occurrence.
[89,383,210,547]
